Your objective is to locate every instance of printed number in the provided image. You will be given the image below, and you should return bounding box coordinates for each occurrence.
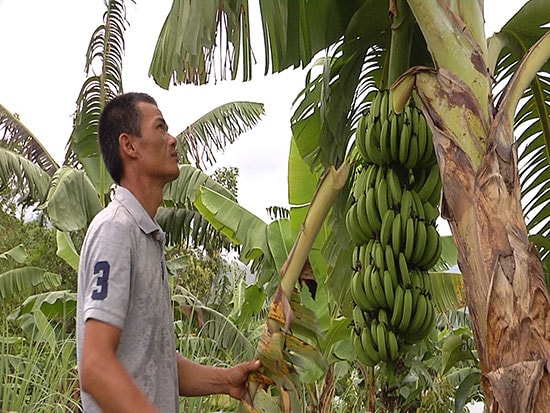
[91,261,110,300]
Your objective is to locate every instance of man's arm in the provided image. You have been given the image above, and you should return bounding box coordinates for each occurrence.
[80,319,159,413]
[176,354,260,402]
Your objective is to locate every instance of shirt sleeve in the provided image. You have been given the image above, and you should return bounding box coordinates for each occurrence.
[79,213,134,330]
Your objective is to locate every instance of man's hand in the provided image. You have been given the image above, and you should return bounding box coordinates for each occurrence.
[177,355,260,401]
[225,359,261,402]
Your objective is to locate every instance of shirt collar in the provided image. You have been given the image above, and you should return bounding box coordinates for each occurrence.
[113,186,162,236]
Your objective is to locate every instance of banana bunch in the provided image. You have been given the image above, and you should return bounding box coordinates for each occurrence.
[356,90,437,169]
[349,89,443,367]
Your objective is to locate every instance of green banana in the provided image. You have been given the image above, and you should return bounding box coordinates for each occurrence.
[386,168,402,207]
[379,117,391,163]
[370,266,389,309]
[356,194,376,240]
[420,227,442,270]
[404,133,419,169]
[364,163,379,191]
[415,298,436,340]
[411,105,420,131]
[376,322,389,362]
[389,112,400,162]
[398,252,411,286]
[376,177,390,219]
[371,91,382,119]
[365,187,382,233]
[390,284,405,328]
[387,329,399,362]
[416,111,428,163]
[408,293,428,334]
[398,121,412,166]
[400,190,414,224]
[356,115,368,162]
[383,270,395,309]
[410,219,427,265]
[380,90,389,120]
[378,308,390,326]
[373,241,385,271]
[362,239,375,265]
[397,288,413,332]
[365,120,385,165]
[391,212,402,257]
[370,319,379,348]
[423,201,440,224]
[410,190,425,221]
[410,268,425,292]
[353,330,378,366]
[352,268,375,311]
[417,163,440,202]
[346,203,367,243]
[379,208,395,248]
[418,224,440,270]
[385,244,398,287]
[352,305,367,328]
[361,326,381,364]
[403,216,415,261]
[418,128,436,167]
[362,265,380,310]
[352,167,368,200]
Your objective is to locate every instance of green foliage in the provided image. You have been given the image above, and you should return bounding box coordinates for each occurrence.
[0,210,76,293]
[0,315,79,412]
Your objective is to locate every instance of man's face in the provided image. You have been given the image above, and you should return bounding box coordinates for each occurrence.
[132,101,180,184]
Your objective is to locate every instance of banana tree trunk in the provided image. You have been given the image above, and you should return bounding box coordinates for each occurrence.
[402,1,550,411]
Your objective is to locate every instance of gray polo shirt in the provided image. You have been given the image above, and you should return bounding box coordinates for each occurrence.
[76,186,179,412]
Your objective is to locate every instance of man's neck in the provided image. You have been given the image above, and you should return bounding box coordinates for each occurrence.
[119,179,164,220]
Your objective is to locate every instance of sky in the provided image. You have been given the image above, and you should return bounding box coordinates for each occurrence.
[0,0,528,223]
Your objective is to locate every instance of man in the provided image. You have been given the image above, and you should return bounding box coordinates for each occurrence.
[76,92,260,412]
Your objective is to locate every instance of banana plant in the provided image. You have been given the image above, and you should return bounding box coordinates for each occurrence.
[0,243,61,301]
[149,0,550,409]
[0,0,266,261]
[193,147,350,411]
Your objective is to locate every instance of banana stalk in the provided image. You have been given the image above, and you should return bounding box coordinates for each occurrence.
[243,161,350,411]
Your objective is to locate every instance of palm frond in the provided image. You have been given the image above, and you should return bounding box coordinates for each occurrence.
[488,0,550,258]
[178,101,265,170]
[149,0,252,88]
[64,0,129,197]
[0,104,59,176]
[0,147,51,208]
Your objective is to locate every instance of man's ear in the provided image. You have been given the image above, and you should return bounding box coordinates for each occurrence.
[119,133,137,158]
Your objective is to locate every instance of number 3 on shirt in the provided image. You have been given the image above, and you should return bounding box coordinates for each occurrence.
[91,261,110,300]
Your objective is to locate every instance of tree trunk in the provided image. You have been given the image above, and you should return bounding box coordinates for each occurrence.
[415,68,550,412]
